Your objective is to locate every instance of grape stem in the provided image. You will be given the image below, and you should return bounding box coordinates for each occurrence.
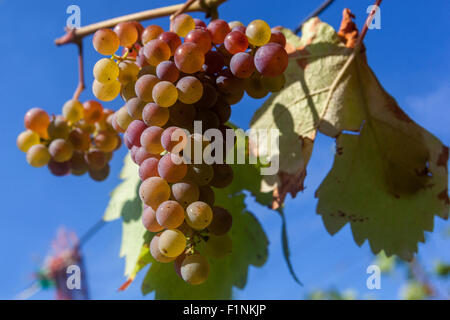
[354,0,383,51]
[171,0,198,21]
[72,41,85,101]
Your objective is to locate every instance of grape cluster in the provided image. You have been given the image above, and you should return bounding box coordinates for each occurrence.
[89,14,288,285]
[17,100,121,180]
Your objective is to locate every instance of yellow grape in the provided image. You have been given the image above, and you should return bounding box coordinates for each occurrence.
[93,29,120,56]
[171,14,195,37]
[158,229,186,258]
[48,138,74,162]
[94,130,119,152]
[113,22,138,47]
[115,106,133,131]
[185,201,213,230]
[152,81,178,108]
[26,144,50,167]
[142,25,164,45]
[228,21,244,29]
[150,234,175,263]
[246,19,271,46]
[92,79,121,101]
[93,58,119,83]
[176,76,203,104]
[118,61,139,85]
[139,176,171,210]
[62,99,84,123]
[24,108,50,139]
[17,130,40,152]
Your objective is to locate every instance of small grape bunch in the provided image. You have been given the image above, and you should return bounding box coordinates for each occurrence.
[17,100,121,181]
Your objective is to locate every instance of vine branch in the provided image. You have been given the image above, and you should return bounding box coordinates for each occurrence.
[294,0,335,34]
[73,41,85,101]
[355,0,382,50]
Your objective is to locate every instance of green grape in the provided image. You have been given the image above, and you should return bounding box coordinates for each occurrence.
[135,74,159,102]
[142,206,164,232]
[17,130,40,152]
[24,108,50,139]
[118,60,139,85]
[93,28,120,56]
[185,201,213,230]
[48,138,74,163]
[176,76,203,104]
[26,144,51,167]
[83,100,104,124]
[88,163,110,182]
[152,81,178,108]
[150,234,176,263]
[156,200,185,229]
[113,21,138,47]
[62,99,84,123]
[198,185,215,207]
[181,254,209,285]
[93,58,119,83]
[68,128,90,151]
[94,130,119,152]
[47,116,70,140]
[171,182,200,208]
[140,126,164,154]
[208,206,232,236]
[139,176,171,210]
[115,106,133,131]
[261,74,286,92]
[92,79,121,102]
[171,14,195,37]
[246,19,271,46]
[158,229,186,258]
[185,164,214,186]
[142,102,169,127]
[125,97,146,120]
[205,234,232,259]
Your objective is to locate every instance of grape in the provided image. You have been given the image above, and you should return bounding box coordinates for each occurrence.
[203,51,225,75]
[138,65,157,77]
[207,19,230,44]
[161,126,188,153]
[150,234,176,263]
[134,147,159,165]
[70,151,88,173]
[75,119,95,134]
[261,73,286,92]
[174,43,204,74]
[139,157,159,181]
[125,97,146,120]
[24,108,50,139]
[174,253,186,278]
[142,206,164,232]
[158,31,182,56]
[169,101,196,128]
[113,22,138,47]
[194,19,207,29]
[171,14,195,37]
[94,130,119,152]
[142,102,169,127]
[48,160,71,177]
[142,25,164,44]
[115,106,133,131]
[48,139,74,163]
[158,229,186,258]
[208,206,232,235]
[47,116,69,140]
[84,149,107,170]
[17,130,40,152]
[143,39,171,66]
[176,76,203,104]
[131,21,144,40]
[118,61,139,85]
[224,31,249,54]
[93,58,119,83]
[211,100,231,124]
[269,29,286,47]
[121,80,137,101]
[93,29,120,55]
[156,61,180,83]
[224,88,244,105]
[185,28,212,54]
[112,115,125,133]
[152,81,178,107]
[89,164,110,181]
[135,74,159,102]
[185,164,214,186]
[232,25,247,34]
[217,44,233,65]
[180,254,209,285]
[139,176,171,209]
[83,100,103,124]
[158,153,187,183]
[140,126,164,154]
[198,185,215,206]
[156,200,185,229]
[205,234,232,259]
[195,109,220,131]
[195,82,218,108]
[254,43,288,77]
[245,73,269,99]
[92,79,121,101]
[230,52,255,79]
[210,164,233,188]
[26,144,50,168]
[185,201,213,230]
[246,19,271,46]
[182,133,209,163]
[171,182,200,208]
[229,21,244,29]
[68,128,90,151]
[216,69,244,94]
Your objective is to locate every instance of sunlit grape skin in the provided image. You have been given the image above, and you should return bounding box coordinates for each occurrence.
[185,28,212,54]
[93,28,120,55]
[125,120,147,147]
[24,108,50,139]
[171,182,200,208]
[142,25,164,44]
[158,229,186,258]
[92,79,121,102]
[142,102,169,127]
[113,21,138,47]
[93,58,119,83]
[207,19,231,44]
[181,254,210,285]
[246,19,271,46]
[139,176,171,210]
[17,130,40,152]
[48,138,74,163]
[140,126,164,154]
[185,201,213,230]
[176,76,203,104]
[142,206,164,232]
[230,52,255,78]
[156,200,185,229]
[156,61,180,83]
[171,13,195,37]
[83,100,103,124]
[152,81,178,108]
[174,43,205,74]
[26,144,50,168]
[143,39,171,66]
[139,157,159,181]
[224,30,249,54]
[135,74,159,102]
[158,31,182,56]
[150,233,176,263]
[254,43,289,77]
[158,153,187,183]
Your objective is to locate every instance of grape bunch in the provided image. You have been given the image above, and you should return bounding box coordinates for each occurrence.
[89,14,288,285]
[17,100,121,180]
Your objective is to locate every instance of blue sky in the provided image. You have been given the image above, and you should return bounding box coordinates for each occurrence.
[0,0,449,300]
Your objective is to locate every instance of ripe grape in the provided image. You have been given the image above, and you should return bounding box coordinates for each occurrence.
[121,80,137,101]
[70,151,88,173]
[156,200,185,229]
[62,99,84,123]
[224,88,245,105]
[26,144,50,167]
[195,109,220,131]
[113,22,138,47]
[161,126,188,153]
[115,106,133,131]
[48,139,74,163]
[185,28,212,54]
[47,116,69,140]
[139,176,171,209]
[142,206,164,232]
[152,81,178,107]
[131,21,144,41]
[171,182,200,208]
[261,73,286,92]
[118,61,140,84]
[93,29,120,55]
[142,102,169,127]
[207,19,230,44]
[174,253,186,278]
[158,31,181,56]
[156,61,180,83]
[140,126,164,154]
[125,97,146,120]
[209,206,232,235]
[176,76,203,104]
[180,254,209,285]
[24,108,50,139]
[216,69,244,94]
[142,25,164,44]
[171,14,195,37]
[195,82,218,108]
[229,21,244,29]
[203,51,225,75]
[169,101,196,128]
[17,130,40,152]
[246,19,271,46]
[185,164,214,186]
[205,234,232,259]
[85,149,107,170]
[150,234,176,263]
[135,74,159,102]
[198,185,215,206]
[174,43,204,74]
[158,153,187,183]
[185,201,213,230]
[210,164,233,188]
[138,65,157,77]
[245,73,269,99]
[143,39,171,66]
[92,79,121,101]
[134,147,159,166]
[232,25,247,34]
[139,157,159,180]
[48,160,71,177]
[83,100,103,124]
[88,164,110,181]
[158,229,186,258]
[94,130,119,152]
[68,128,90,151]
[224,30,249,54]
[93,58,119,83]
[211,100,231,124]
[269,29,286,47]
[230,52,255,78]
[254,43,288,77]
